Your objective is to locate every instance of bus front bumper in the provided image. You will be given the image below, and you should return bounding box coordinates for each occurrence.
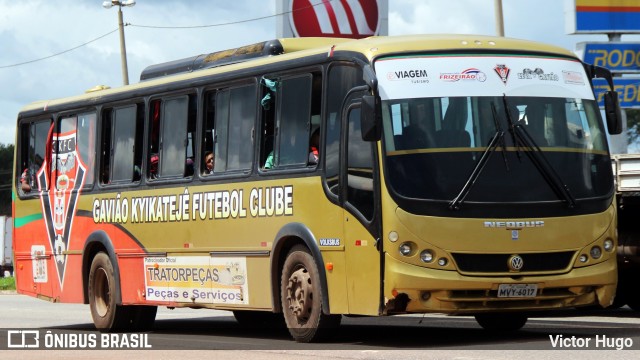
[384,253,617,314]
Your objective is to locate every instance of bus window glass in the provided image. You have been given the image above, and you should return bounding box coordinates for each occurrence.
[347,107,374,221]
[215,84,256,173]
[276,75,312,167]
[214,90,230,173]
[229,86,255,171]
[382,96,610,203]
[202,91,216,175]
[325,65,363,195]
[77,112,96,186]
[18,119,51,192]
[112,106,137,182]
[160,96,189,177]
[57,113,96,189]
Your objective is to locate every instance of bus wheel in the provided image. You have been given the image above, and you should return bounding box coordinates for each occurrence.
[474,313,528,332]
[233,310,285,328]
[88,252,131,332]
[280,245,340,342]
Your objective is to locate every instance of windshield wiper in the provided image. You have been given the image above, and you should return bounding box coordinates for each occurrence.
[449,103,508,210]
[502,95,576,208]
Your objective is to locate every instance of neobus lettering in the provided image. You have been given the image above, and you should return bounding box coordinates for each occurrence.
[484,221,544,228]
[249,186,293,217]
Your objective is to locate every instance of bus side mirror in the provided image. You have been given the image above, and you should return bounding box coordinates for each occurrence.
[361,95,381,141]
[604,91,623,135]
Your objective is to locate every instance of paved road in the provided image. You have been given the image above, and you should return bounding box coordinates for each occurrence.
[1,293,639,359]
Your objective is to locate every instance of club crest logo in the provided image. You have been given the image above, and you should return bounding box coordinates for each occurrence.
[494,64,511,85]
[37,130,86,288]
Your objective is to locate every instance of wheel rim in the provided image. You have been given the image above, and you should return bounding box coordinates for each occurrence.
[94,267,110,318]
[286,267,313,324]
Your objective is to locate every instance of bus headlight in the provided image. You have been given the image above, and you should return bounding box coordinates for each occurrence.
[399,242,413,256]
[420,250,434,263]
[590,246,602,259]
[437,257,448,266]
[603,239,614,252]
[579,254,588,263]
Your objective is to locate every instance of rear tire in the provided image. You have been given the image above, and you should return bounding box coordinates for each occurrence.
[88,252,133,331]
[475,313,528,332]
[280,245,340,342]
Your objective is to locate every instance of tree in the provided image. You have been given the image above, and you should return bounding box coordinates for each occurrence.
[0,143,15,216]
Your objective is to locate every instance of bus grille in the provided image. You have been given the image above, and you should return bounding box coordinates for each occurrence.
[451,251,575,274]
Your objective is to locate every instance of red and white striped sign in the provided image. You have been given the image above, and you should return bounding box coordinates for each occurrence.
[289,0,380,38]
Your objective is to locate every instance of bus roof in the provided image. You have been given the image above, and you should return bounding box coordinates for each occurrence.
[18,34,577,115]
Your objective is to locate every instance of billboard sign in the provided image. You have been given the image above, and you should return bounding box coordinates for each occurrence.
[577,42,640,73]
[568,0,640,34]
[593,77,640,108]
[277,0,388,38]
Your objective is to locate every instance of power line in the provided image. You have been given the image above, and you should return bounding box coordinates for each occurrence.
[0,1,336,69]
[0,28,120,69]
[129,0,333,29]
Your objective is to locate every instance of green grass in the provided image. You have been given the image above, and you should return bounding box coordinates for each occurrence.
[0,276,16,290]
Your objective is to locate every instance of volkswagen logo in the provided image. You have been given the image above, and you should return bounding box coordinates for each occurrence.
[507,255,524,271]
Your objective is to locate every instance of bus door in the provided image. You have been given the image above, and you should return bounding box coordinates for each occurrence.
[341,98,382,315]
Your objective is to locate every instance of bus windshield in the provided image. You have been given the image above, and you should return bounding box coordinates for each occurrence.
[376,54,613,212]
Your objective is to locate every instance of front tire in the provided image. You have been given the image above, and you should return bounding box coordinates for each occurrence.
[280,245,340,342]
[475,313,528,332]
[88,252,133,331]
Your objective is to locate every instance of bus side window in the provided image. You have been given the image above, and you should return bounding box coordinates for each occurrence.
[214,84,256,173]
[261,72,321,170]
[101,105,142,184]
[148,95,196,180]
[76,112,97,187]
[18,119,51,194]
[202,91,216,175]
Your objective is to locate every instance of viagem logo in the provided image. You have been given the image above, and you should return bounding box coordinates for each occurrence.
[289,0,380,38]
[387,69,429,81]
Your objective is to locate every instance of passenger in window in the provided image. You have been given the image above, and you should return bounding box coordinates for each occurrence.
[308,128,319,165]
[204,151,215,174]
[264,151,275,169]
[19,168,32,193]
[150,154,159,179]
[185,158,194,177]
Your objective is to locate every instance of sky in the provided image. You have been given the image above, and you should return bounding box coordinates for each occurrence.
[0,0,634,146]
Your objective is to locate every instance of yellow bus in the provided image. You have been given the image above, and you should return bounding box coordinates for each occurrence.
[13,35,622,342]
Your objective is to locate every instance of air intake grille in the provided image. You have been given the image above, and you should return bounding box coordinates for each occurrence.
[451,252,575,273]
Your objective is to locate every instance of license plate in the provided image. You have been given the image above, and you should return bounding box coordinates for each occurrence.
[497,284,538,298]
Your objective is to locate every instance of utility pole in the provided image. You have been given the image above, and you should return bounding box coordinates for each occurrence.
[495,0,504,37]
[103,1,136,86]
